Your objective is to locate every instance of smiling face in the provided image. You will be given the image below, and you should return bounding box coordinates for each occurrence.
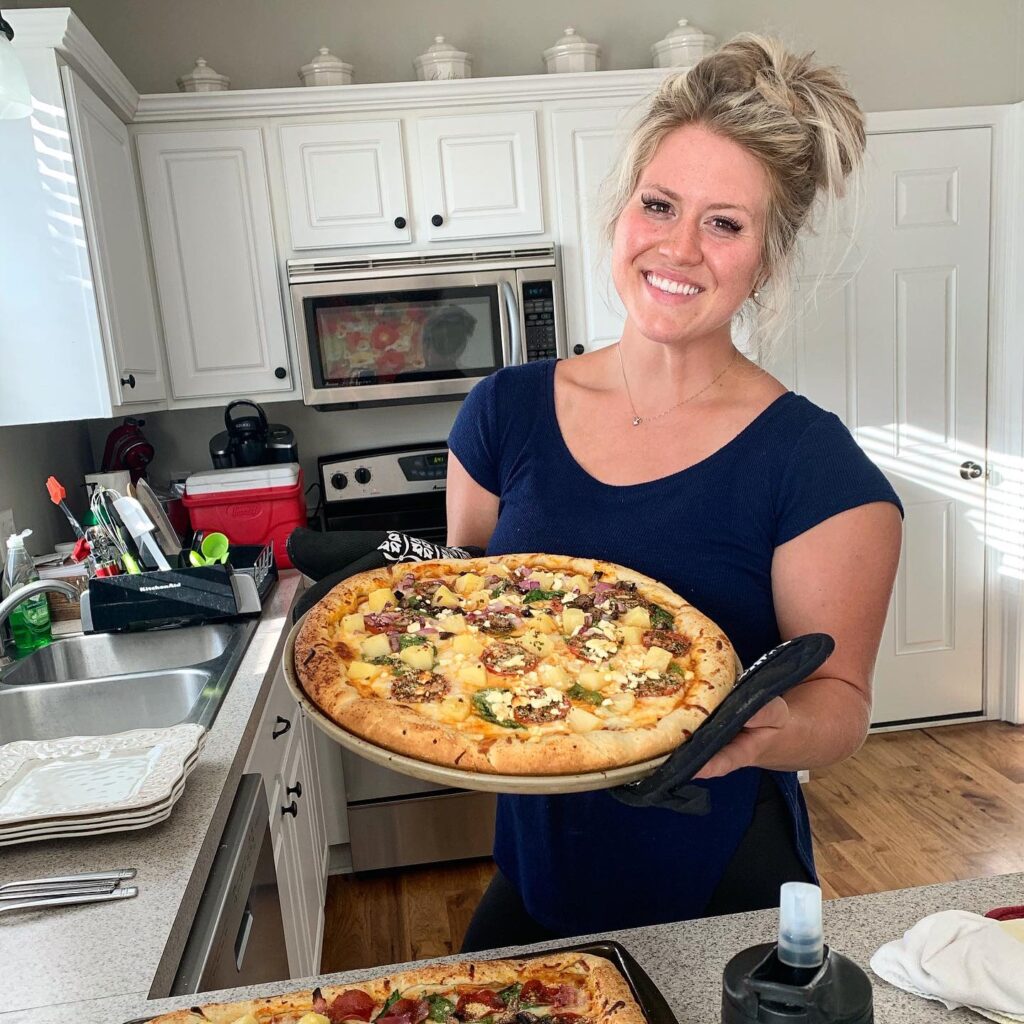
[611,123,769,349]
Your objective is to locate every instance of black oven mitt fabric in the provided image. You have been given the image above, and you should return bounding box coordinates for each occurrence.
[611,632,835,816]
[289,528,483,623]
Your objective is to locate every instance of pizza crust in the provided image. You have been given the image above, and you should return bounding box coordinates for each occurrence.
[295,554,738,776]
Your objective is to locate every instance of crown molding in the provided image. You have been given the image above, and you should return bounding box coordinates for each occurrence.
[133,67,673,123]
[7,7,138,121]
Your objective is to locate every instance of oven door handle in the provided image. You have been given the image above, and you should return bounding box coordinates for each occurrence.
[501,280,523,366]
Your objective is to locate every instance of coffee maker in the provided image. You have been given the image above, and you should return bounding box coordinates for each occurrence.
[209,400,298,469]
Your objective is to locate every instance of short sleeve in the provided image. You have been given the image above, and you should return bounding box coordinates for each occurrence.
[447,372,501,496]
[774,411,904,546]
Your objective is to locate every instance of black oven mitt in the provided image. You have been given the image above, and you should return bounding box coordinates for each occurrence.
[289,528,483,623]
[611,632,835,816]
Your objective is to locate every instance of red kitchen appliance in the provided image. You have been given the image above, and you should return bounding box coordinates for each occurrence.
[101,418,154,483]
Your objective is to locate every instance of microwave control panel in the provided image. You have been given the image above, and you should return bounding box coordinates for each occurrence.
[523,280,558,361]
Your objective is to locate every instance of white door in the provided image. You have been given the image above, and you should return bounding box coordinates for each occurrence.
[137,127,293,399]
[416,110,543,240]
[766,128,990,725]
[549,102,640,354]
[62,69,166,405]
[278,120,411,249]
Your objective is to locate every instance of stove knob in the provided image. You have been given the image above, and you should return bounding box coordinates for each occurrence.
[331,472,348,491]
[354,467,372,485]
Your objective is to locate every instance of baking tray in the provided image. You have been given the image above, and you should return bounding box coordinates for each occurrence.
[283,612,674,794]
[124,939,677,1024]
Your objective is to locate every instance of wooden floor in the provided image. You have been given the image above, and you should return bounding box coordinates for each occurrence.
[321,721,1024,972]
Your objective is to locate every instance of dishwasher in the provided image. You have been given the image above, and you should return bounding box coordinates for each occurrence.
[170,773,290,994]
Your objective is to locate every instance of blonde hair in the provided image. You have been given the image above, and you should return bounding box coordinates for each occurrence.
[604,34,866,360]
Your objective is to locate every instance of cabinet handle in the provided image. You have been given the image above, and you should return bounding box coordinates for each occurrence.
[572,344,585,356]
[431,214,444,227]
[286,780,303,799]
[272,715,291,739]
[120,373,136,389]
[274,366,287,380]
[281,800,298,818]
[394,216,407,229]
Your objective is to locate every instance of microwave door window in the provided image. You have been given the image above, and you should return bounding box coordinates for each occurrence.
[308,286,504,389]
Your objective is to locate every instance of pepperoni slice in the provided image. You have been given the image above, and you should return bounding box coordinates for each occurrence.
[641,629,690,655]
[327,990,376,1022]
[391,671,450,703]
[565,633,619,663]
[633,672,685,697]
[456,990,506,1017]
[467,611,519,636]
[520,980,561,1006]
[388,998,430,1024]
[480,641,539,675]
[364,610,416,634]
[512,687,571,725]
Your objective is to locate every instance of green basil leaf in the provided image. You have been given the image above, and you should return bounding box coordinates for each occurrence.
[498,983,522,1007]
[472,689,525,729]
[398,633,428,649]
[523,589,562,603]
[427,995,456,1022]
[649,604,673,630]
[375,990,401,1020]
[566,683,604,706]
[668,662,686,677]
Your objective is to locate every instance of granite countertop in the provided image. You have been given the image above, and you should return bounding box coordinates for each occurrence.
[0,572,302,1021]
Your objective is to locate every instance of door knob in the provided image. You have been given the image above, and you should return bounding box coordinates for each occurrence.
[960,461,984,480]
[120,373,136,389]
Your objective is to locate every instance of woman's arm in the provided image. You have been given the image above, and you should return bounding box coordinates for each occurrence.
[695,500,903,778]
[446,452,500,549]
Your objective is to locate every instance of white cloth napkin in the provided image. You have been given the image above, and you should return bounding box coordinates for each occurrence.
[871,910,1024,1023]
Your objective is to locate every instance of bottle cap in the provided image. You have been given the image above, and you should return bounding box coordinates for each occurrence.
[778,882,824,968]
[6,528,31,550]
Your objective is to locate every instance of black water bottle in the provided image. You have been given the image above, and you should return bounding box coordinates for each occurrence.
[722,883,873,1023]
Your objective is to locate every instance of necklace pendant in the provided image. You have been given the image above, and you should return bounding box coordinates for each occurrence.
[632,416,642,426]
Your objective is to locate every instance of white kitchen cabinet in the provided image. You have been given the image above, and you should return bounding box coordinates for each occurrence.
[279,120,411,249]
[136,127,294,400]
[416,109,544,241]
[62,69,166,405]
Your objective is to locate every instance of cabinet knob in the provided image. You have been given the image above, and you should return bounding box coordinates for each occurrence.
[120,373,136,389]
[274,366,287,380]
[272,715,291,739]
[431,214,444,227]
[281,800,298,818]
[960,461,984,480]
[394,216,407,229]
[286,780,303,799]
[572,344,585,356]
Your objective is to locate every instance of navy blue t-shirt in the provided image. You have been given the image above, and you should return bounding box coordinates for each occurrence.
[447,359,903,935]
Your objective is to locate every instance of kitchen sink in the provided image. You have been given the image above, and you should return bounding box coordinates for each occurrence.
[0,621,258,743]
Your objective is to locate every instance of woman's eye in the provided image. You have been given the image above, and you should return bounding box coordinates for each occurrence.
[640,194,672,215]
[710,216,742,233]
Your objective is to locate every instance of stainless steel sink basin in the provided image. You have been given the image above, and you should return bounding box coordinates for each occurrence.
[0,621,257,743]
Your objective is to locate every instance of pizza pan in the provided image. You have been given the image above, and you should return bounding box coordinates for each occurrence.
[282,613,671,795]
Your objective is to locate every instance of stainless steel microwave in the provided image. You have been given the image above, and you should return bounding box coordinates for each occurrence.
[287,245,566,407]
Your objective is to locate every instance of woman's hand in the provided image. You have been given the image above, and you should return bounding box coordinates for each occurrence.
[693,696,791,779]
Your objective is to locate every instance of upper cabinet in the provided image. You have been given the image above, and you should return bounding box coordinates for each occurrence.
[136,127,294,400]
[277,109,543,250]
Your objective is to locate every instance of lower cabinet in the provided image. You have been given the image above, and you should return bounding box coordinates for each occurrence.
[247,664,327,978]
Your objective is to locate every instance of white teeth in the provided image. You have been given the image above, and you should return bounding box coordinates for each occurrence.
[645,272,703,296]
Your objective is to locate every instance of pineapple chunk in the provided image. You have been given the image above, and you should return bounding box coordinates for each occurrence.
[538,663,569,689]
[442,613,467,634]
[297,1015,331,1024]
[453,633,484,657]
[567,573,591,594]
[621,625,644,647]
[457,662,487,687]
[359,633,391,660]
[441,695,472,722]
[566,707,603,733]
[432,584,460,608]
[621,606,652,629]
[644,646,673,672]
[342,613,366,634]
[562,607,586,635]
[605,690,636,714]
[232,1016,261,1024]
[400,644,435,671]
[367,587,397,612]
[520,630,554,657]
[347,661,382,682]
[531,612,558,634]
[578,666,607,690]
[533,570,555,589]
[453,572,484,595]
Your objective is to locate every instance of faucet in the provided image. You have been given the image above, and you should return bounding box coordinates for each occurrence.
[0,580,80,660]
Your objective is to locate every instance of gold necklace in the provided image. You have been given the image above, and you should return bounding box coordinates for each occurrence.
[617,344,737,426]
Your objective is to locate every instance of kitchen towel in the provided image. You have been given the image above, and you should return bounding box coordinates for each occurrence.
[870,909,1024,1023]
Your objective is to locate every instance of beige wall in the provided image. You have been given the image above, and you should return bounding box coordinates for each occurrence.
[11,0,1024,111]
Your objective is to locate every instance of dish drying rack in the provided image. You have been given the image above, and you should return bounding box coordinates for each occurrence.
[79,543,277,633]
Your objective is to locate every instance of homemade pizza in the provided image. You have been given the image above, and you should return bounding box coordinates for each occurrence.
[294,554,738,775]
[146,952,645,1024]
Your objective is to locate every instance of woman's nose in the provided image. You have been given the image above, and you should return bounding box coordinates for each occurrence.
[658,220,702,265]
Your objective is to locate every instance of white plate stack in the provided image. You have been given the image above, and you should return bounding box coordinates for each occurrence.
[0,724,205,846]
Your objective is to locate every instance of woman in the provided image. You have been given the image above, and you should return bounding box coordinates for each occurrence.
[446,35,903,948]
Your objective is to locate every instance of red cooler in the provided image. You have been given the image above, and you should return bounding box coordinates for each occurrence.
[183,464,306,569]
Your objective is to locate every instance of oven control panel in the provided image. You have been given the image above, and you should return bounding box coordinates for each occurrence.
[320,444,449,502]
[523,280,558,361]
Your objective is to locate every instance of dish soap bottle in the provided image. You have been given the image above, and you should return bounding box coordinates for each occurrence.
[2,529,52,656]
[721,882,873,1023]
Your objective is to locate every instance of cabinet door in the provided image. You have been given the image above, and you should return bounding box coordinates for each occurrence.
[416,110,543,240]
[550,104,639,354]
[270,737,310,977]
[137,128,293,399]
[279,120,411,249]
[62,69,165,405]
[295,712,328,969]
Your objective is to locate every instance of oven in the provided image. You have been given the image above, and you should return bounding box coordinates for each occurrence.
[319,441,496,872]
[289,245,565,408]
